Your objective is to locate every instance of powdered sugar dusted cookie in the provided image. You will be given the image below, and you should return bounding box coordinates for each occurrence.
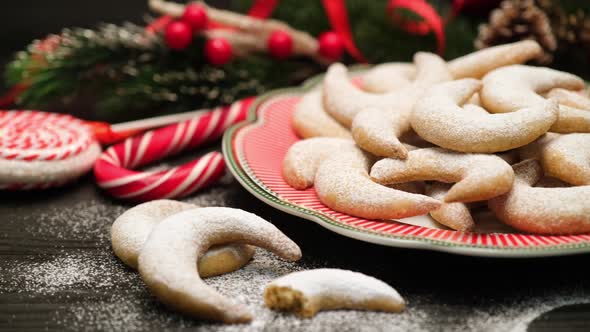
[351,52,451,158]
[292,90,351,139]
[448,40,542,79]
[371,147,514,203]
[138,207,301,324]
[488,159,590,235]
[111,200,255,277]
[411,79,559,153]
[322,54,450,128]
[361,62,415,93]
[480,65,587,133]
[322,63,399,127]
[481,65,584,113]
[351,107,412,159]
[264,268,405,317]
[545,88,590,110]
[426,182,475,232]
[520,133,590,186]
[282,137,355,190]
[314,144,440,219]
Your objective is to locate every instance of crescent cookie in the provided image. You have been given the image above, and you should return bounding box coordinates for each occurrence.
[370,147,514,203]
[314,144,441,220]
[411,79,559,153]
[426,182,475,232]
[111,200,255,277]
[361,62,415,93]
[480,65,587,133]
[488,159,590,235]
[351,107,412,159]
[520,133,590,186]
[448,40,542,79]
[545,88,590,110]
[282,137,356,190]
[264,268,405,317]
[322,63,399,127]
[322,53,450,127]
[292,90,351,139]
[544,88,590,133]
[138,207,301,324]
[351,52,452,158]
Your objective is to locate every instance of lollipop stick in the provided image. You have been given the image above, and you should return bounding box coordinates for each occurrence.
[110,109,210,133]
[90,108,210,145]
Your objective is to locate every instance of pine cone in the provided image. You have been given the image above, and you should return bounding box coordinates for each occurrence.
[538,0,590,51]
[475,0,557,64]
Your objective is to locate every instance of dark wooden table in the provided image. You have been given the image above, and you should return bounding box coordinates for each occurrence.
[1,151,590,331]
[2,1,590,330]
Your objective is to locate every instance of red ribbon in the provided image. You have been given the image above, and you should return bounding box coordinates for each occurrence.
[387,0,446,56]
[321,0,368,63]
[0,83,29,108]
[247,0,370,63]
[247,0,279,19]
[451,0,467,18]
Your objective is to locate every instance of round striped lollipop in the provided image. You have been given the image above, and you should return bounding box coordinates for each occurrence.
[0,110,101,189]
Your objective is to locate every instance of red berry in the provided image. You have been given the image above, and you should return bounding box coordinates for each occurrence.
[267,30,293,59]
[205,38,233,66]
[318,31,344,60]
[165,21,193,50]
[181,4,208,31]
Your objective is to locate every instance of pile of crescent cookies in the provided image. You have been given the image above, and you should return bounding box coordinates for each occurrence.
[284,40,590,235]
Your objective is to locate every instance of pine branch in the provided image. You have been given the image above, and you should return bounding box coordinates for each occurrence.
[6,22,320,121]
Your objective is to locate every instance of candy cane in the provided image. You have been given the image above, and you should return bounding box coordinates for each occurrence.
[93,98,253,201]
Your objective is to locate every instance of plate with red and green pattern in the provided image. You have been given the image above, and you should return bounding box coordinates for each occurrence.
[222,75,590,258]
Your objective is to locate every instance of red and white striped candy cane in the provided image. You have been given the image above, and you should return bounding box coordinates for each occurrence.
[93,98,253,201]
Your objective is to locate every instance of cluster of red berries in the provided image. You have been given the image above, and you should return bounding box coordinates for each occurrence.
[163,4,231,65]
[163,4,345,66]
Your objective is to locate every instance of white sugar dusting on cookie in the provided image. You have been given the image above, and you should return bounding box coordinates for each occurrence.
[314,146,440,219]
[371,147,514,203]
[412,79,559,153]
[265,268,405,317]
[292,90,351,139]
